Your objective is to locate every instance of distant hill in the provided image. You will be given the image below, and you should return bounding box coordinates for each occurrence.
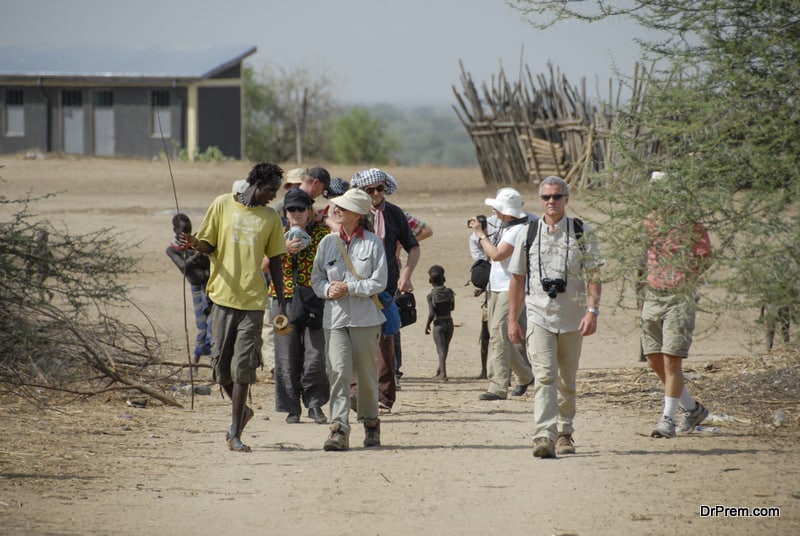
[367,103,477,167]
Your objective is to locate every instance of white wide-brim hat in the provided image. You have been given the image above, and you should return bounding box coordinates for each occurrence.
[485,187,525,218]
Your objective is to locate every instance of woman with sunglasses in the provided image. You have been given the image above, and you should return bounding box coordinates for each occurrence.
[267,188,331,425]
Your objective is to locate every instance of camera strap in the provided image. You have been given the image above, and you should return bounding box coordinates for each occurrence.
[525,217,585,295]
[501,216,528,228]
[538,219,570,286]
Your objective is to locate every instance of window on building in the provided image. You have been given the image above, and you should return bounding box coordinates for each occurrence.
[62,90,83,107]
[5,89,25,136]
[151,90,171,137]
[93,91,113,107]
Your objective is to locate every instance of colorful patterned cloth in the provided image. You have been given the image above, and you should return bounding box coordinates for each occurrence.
[270,223,330,298]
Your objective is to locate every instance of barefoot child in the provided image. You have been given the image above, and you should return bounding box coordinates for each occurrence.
[425,265,455,380]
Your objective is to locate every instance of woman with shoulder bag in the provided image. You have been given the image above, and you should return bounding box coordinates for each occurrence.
[311,188,388,451]
[267,189,330,425]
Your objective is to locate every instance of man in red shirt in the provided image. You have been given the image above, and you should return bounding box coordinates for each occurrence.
[641,171,713,438]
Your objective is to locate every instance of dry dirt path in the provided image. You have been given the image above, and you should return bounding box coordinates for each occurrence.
[1,157,798,535]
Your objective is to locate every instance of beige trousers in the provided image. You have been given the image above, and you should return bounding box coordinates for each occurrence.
[486,290,534,397]
[528,324,583,441]
[325,325,381,435]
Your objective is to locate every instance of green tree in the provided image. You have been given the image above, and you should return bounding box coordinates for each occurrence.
[513,1,800,329]
[330,106,398,165]
[244,63,337,163]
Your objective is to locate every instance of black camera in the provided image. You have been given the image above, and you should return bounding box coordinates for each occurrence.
[541,278,566,299]
[467,215,487,229]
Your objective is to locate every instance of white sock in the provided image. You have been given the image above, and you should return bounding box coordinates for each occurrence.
[663,396,680,420]
[679,387,696,411]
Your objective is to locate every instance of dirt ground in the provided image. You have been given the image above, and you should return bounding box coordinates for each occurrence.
[1,156,798,535]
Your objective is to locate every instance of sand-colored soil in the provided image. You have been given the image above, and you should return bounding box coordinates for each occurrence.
[0,157,797,535]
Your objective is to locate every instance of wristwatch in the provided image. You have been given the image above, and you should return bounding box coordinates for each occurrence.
[587,307,600,316]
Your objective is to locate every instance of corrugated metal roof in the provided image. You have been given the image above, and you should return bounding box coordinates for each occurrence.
[0,44,257,81]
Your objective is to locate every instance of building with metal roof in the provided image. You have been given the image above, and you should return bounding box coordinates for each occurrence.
[0,44,256,159]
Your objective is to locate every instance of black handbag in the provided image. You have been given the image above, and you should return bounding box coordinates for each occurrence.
[470,259,490,290]
[395,292,417,327]
[287,256,324,329]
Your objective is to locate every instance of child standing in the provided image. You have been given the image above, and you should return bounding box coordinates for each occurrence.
[166,213,212,363]
[425,265,455,381]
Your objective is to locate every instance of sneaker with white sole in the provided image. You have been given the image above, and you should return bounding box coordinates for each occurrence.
[677,402,709,433]
[651,415,676,438]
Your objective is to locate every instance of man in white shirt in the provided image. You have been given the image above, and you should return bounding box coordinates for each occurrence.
[508,176,603,458]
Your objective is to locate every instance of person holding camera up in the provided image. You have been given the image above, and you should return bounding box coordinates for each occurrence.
[507,176,603,458]
[469,188,536,401]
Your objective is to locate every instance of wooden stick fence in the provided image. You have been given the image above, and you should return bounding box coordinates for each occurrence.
[452,61,653,190]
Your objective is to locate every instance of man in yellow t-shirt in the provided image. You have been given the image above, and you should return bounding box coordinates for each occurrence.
[181,162,287,453]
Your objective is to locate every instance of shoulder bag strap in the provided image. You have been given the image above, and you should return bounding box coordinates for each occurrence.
[336,237,384,310]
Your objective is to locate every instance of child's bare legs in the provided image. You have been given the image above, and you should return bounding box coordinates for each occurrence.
[433,320,454,381]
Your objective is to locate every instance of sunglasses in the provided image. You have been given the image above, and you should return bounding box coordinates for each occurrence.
[286,206,307,212]
[540,194,566,201]
[364,184,385,194]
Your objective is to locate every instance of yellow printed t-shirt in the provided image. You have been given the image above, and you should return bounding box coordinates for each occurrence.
[196,193,286,311]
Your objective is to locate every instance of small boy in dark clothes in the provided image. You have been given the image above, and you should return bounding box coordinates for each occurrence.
[425,265,455,381]
[165,213,212,363]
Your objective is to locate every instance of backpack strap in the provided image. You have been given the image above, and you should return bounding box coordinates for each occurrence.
[524,220,539,296]
[524,217,587,295]
[573,217,585,252]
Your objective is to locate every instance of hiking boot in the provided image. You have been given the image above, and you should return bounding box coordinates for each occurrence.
[323,423,349,451]
[532,437,556,458]
[677,402,709,433]
[363,418,381,448]
[651,415,676,438]
[555,434,575,455]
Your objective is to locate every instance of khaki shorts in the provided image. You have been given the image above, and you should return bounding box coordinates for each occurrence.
[210,304,264,385]
[640,289,697,358]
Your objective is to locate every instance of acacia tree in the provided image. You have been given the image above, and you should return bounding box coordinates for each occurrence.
[331,106,398,165]
[514,1,800,331]
[244,63,337,163]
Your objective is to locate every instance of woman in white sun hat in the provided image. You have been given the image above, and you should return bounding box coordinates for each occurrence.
[468,187,535,402]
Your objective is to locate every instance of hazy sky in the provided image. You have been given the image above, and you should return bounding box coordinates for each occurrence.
[1,0,647,106]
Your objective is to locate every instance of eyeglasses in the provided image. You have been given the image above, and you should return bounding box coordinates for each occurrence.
[540,194,566,201]
[286,206,307,213]
[364,184,385,194]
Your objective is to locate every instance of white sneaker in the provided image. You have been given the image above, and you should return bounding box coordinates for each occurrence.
[651,415,676,438]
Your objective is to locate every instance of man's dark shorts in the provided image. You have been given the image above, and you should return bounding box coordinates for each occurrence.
[210,304,264,385]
